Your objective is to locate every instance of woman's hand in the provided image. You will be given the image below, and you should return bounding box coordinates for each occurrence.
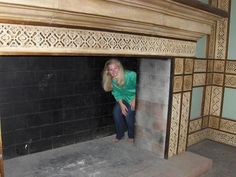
[130,98,136,111]
[118,100,128,116]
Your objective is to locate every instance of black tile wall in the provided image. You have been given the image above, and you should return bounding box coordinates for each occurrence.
[0,56,137,159]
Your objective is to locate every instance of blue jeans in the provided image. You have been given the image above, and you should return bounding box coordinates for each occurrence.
[113,101,135,139]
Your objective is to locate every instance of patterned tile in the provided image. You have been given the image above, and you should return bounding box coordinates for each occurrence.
[174,58,184,75]
[206,73,213,85]
[183,75,192,91]
[194,60,207,73]
[202,116,209,128]
[189,119,202,133]
[226,61,236,74]
[220,119,236,134]
[168,93,181,157]
[178,92,191,154]
[193,73,206,86]
[187,129,208,147]
[208,116,220,129]
[225,75,236,88]
[214,60,225,72]
[203,86,212,116]
[185,59,194,74]
[173,76,183,93]
[213,73,224,86]
[208,128,236,147]
[210,86,223,116]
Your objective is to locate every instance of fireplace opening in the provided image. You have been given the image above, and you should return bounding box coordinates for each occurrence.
[0,56,171,160]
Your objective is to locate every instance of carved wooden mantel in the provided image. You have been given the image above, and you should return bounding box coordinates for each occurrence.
[0,0,227,56]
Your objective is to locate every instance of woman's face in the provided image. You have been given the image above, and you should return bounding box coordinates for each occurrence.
[108,63,119,78]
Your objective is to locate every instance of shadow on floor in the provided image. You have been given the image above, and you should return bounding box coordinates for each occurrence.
[188,140,236,177]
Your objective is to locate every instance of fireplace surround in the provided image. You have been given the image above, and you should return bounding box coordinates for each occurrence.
[0,0,229,176]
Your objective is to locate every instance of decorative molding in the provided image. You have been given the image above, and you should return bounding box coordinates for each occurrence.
[193,73,206,86]
[220,119,236,134]
[178,92,190,154]
[194,60,207,73]
[168,93,181,157]
[189,119,202,133]
[0,23,197,56]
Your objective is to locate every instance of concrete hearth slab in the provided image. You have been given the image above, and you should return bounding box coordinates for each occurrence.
[4,136,212,177]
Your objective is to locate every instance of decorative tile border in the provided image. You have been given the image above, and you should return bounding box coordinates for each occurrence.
[189,119,202,133]
[183,75,192,91]
[173,76,183,93]
[210,86,223,116]
[202,116,209,128]
[187,129,208,147]
[178,92,191,154]
[220,119,236,134]
[168,93,181,157]
[208,128,236,147]
[0,23,196,56]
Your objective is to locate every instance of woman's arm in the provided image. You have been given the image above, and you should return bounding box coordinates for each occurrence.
[130,97,136,110]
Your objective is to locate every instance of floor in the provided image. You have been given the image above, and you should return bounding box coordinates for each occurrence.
[189,140,236,177]
[4,135,211,177]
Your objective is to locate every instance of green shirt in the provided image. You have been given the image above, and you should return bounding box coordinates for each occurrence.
[112,70,137,104]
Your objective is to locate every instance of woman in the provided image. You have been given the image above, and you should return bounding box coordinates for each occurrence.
[102,59,136,143]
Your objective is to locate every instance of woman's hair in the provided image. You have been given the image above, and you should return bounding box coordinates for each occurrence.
[102,59,125,92]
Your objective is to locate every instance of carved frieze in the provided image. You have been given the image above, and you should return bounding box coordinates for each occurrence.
[0,23,197,56]
[187,129,208,147]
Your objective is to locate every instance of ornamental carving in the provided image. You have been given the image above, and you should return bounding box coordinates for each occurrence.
[208,129,236,147]
[210,86,223,116]
[203,86,212,116]
[185,59,194,74]
[193,73,206,86]
[209,116,220,129]
[173,76,183,93]
[174,58,184,75]
[213,73,224,86]
[214,60,225,72]
[0,23,196,56]
[183,75,192,91]
[187,129,208,147]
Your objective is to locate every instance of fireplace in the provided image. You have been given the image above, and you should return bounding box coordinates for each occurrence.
[0,0,227,176]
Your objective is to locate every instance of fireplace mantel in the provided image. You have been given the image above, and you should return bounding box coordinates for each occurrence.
[0,0,227,41]
[0,0,228,56]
